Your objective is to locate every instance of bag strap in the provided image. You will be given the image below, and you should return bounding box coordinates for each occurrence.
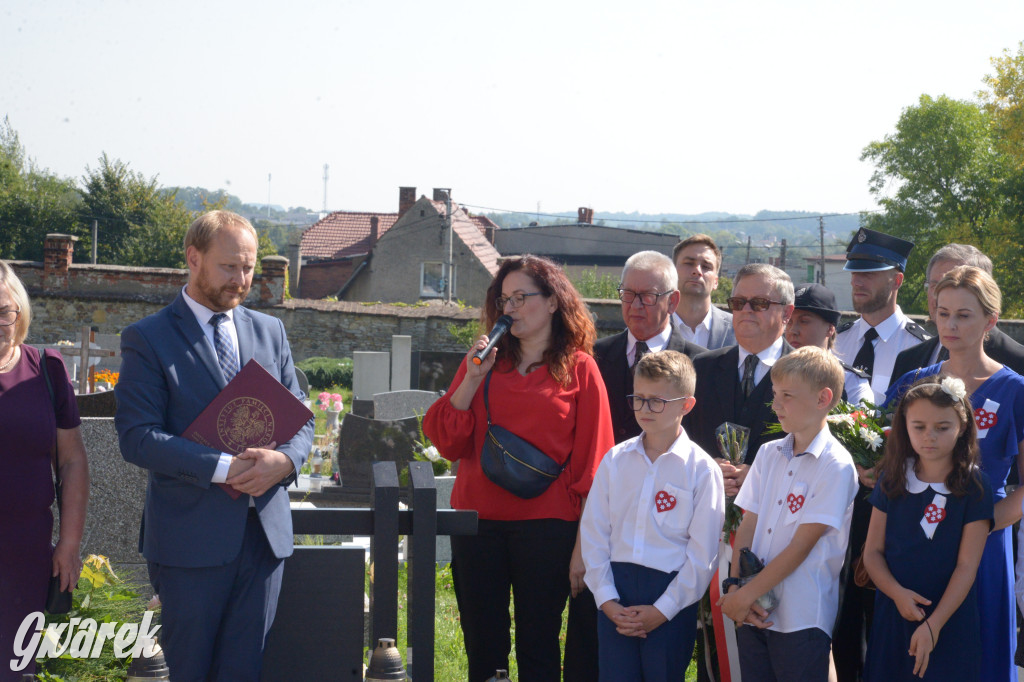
[483,371,493,425]
[34,346,62,510]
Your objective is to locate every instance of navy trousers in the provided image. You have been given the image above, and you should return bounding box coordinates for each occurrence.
[737,625,831,682]
[596,561,698,682]
[148,511,284,682]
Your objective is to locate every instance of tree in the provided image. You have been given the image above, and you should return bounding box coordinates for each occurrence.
[0,117,81,261]
[859,95,1013,313]
[979,41,1024,169]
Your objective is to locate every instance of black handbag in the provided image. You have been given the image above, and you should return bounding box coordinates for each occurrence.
[38,348,74,614]
[479,371,568,499]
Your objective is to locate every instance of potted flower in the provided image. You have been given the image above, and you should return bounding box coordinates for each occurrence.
[316,391,344,432]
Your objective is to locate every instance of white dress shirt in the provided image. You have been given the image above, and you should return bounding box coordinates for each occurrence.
[834,307,924,404]
[734,427,858,635]
[581,428,725,620]
[182,287,240,485]
[626,323,673,367]
[737,336,785,387]
[672,308,713,348]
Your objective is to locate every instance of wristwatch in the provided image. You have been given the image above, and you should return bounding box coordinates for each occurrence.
[722,577,741,593]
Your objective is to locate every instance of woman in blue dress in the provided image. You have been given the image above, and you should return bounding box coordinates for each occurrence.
[886,265,1024,682]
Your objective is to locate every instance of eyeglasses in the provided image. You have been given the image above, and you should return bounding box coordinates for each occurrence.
[0,308,20,327]
[726,297,784,312]
[496,292,542,309]
[626,394,689,413]
[617,289,672,306]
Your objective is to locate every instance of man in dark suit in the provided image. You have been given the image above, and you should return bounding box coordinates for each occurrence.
[115,211,313,680]
[672,234,736,350]
[594,250,706,443]
[890,243,1024,383]
[683,263,794,497]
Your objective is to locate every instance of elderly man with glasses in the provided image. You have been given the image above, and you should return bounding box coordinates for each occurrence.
[594,251,707,444]
[683,263,796,496]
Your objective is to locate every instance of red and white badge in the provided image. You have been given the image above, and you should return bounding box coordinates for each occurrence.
[974,398,1000,438]
[920,493,947,540]
[654,490,677,513]
[786,481,809,514]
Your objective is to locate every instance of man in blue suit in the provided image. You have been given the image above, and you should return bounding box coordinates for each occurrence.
[115,210,313,680]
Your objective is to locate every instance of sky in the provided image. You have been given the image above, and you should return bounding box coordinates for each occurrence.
[2,0,1022,220]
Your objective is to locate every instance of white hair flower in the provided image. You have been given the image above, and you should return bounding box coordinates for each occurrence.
[940,376,967,402]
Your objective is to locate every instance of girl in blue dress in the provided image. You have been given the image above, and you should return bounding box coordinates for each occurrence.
[865,376,993,680]
[885,265,1024,682]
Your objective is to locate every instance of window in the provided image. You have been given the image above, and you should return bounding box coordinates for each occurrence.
[420,262,455,298]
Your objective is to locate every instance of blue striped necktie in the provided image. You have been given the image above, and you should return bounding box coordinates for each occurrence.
[210,313,239,382]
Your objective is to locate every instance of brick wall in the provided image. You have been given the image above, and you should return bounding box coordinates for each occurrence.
[298,257,365,299]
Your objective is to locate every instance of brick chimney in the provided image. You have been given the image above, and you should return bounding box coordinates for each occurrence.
[258,255,289,305]
[485,226,495,244]
[578,207,594,224]
[399,186,417,216]
[370,216,380,243]
[43,233,78,291]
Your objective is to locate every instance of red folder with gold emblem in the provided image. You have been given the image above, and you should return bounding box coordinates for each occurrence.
[183,359,314,499]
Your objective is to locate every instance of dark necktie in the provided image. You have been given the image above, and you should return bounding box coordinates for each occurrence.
[210,313,243,499]
[937,345,950,363]
[632,341,650,370]
[742,353,759,397]
[852,327,879,376]
[210,313,240,382]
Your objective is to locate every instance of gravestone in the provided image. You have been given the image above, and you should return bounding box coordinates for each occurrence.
[70,418,148,567]
[336,412,420,491]
[390,335,411,391]
[293,366,309,397]
[372,390,440,421]
[76,390,118,418]
[411,350,464,392]
[92,333,123,372]
[352,351,390,400]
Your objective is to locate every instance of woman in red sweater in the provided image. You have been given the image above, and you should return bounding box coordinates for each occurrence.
[425,255,615,682]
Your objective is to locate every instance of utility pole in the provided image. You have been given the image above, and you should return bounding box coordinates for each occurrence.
[819,216,826,286]
[91,220,98,264]
[267,173,272,220]
[322,164,329,213]
[779,239,787,269]
[745,235,752,265]
[441,189,453,304]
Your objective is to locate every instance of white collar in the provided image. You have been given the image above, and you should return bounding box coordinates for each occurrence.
[673,307,713,336]
[856,307,906,343]
[738,336,784,369]
[628,322,673,354]
[905,461,950,495]
[627,427,694,462]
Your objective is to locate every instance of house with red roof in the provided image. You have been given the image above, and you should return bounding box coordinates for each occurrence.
[339,189,501,307]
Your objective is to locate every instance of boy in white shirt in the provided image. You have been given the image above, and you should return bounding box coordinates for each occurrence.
[717,345,858,681]
[581,350,725,681]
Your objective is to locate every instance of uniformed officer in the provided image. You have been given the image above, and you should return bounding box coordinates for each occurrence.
[833,227,929,405]
[785,282,872,405]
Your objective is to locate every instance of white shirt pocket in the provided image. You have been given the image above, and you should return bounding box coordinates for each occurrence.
[653,483,694,534]
[782,481,810,526]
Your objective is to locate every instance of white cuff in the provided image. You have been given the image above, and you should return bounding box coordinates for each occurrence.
[211,453,234,483]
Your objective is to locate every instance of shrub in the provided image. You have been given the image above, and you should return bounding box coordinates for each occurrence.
[297,357,353,389]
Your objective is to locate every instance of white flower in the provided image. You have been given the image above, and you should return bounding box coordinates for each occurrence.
[860,427,883,451]
[941,376,967,401]
[828,413,856,427]
[422,445,441,462]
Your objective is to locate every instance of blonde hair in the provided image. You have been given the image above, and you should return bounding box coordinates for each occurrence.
[635,350,696,396]
[0,260,31,346]
[934,265,1001,318]
[771,346,844,410]
[184,210,258,253]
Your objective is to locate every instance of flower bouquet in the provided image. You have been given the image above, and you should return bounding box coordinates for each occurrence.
[716,422,750,540]
[825,401,887,470]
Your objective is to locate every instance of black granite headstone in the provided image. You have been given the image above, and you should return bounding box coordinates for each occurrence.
[412,350,465,392]
[75,390,118,418]
[336,412,421,491]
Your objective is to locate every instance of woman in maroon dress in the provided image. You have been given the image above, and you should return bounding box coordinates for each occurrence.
[0,261,89,681]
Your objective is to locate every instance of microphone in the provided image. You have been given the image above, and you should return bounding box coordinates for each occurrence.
[472,315,514,365]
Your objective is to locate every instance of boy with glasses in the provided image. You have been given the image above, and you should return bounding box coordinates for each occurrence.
[581,350,725,681]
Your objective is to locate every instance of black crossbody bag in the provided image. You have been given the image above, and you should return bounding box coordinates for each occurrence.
[479,371,569,499]
[38,348,74,614]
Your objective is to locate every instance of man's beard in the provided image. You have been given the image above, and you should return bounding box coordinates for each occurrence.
[853,287,890,315]
[195,273,248,311]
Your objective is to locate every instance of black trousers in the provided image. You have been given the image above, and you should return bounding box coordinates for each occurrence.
[452,518,595,682]
[833,485,874,682]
